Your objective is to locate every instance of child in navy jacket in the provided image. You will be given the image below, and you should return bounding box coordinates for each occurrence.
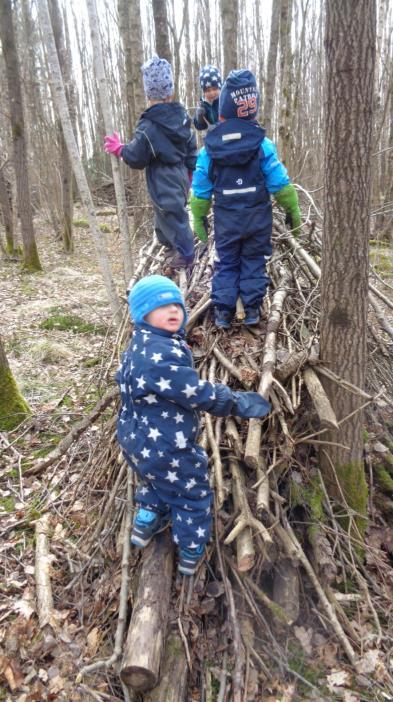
[116,275,270,575]
[193,65,222,131]
[191,69,301,328]
[105,56,196,269]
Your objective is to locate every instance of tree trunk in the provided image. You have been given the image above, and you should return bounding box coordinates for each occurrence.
[0,335,30,431]
[263,0,281,135]
[278,0,294,168]
[49,0,74,253]
[152,0,172,63]
[36,0,122,325]
[0,0,42,272]
[0,167,16,255]
[86,0,133,282]
[320,0,376,533]
[220,0,238,77]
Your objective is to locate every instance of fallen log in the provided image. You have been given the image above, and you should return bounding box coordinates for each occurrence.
[120,529,174,692]
[143,632,188,702]
[35,514,57,629]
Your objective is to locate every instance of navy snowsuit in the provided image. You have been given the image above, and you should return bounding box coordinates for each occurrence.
[121,103,197,262]
[193,119,290,311]
[116,323,240,550]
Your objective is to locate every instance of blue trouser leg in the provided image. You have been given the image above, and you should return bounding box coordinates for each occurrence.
[239,226,272,309]
[212,224,241,310]
[131,445,212,550]
[154,207,195,261]
[134,479,169,514]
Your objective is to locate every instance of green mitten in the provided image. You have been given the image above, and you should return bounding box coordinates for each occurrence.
[274,184,301,235]
[190,193,211,242]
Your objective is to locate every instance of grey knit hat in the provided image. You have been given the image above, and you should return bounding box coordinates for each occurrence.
[141,55,174,100]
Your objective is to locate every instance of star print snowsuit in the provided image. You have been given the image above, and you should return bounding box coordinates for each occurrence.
[116,323,251,550]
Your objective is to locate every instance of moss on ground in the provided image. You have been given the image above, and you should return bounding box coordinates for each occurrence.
[369,248,393,276]
[99,223,111,233]
[73,219,89,229]
[39,313,107,335]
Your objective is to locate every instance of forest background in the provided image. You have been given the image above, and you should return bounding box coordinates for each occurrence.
[1,0,393,700]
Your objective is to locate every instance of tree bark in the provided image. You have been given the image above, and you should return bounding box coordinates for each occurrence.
[36,0,122,324]
[220,0,238,77]
[143,633,188,702]
[0,335,30,431]
[49,0,74,253]
[263,0,280,135]
[86,0,133,282]
[320,0,376,528]
[0,0,42,272]
[278,0,294,167]
[0,167,15,254]
[152,0,172,63]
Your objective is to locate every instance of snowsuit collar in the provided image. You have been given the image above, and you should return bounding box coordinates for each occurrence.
[205,118,265,165]
[135,322,186,339]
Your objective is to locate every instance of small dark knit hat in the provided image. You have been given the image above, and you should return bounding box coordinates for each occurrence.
[219,69,260,120]
[199,65,222,91]
[129,275,187,325]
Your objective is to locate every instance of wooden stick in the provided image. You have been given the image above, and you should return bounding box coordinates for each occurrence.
[275,517,356,664]
[120,530,173,692]
[35,514,57,629]
[213,346,251,388]
[224,459,273,557]
[303,366,339,429]
[231,459,255,572]
[25,387,118,476]
[236,296,245,321]
[255,454,269,515]
[244,265,291,469]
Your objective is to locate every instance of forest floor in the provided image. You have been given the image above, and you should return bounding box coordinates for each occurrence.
[1,210,393,702]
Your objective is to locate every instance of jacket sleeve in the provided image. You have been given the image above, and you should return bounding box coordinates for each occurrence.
[142,342,236,416]
[185,130,197,171]
[260,137,290,194]
[191,148,214,200]
[121,127,154,170]
[193,100,208,130]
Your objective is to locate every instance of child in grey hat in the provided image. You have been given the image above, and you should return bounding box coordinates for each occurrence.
[105,56,196,270]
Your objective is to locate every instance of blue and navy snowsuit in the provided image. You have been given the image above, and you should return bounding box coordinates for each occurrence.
[121,102,197,262]
[116,323,239,550]
[192,119,290,310]
[193,97,219,131]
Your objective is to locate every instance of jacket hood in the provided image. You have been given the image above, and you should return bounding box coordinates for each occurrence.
[141,102,192,145]
[204,118,265,166]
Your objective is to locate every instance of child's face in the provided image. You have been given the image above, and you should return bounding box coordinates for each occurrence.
[203,86,220,103]
[145,303,184,332]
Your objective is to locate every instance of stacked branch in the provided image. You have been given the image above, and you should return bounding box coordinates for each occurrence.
[30,215,393,700]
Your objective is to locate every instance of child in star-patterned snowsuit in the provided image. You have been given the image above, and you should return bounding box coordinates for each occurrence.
[116,275,270,575]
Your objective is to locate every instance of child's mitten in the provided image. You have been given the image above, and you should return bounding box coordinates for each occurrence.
[104,132,124,158]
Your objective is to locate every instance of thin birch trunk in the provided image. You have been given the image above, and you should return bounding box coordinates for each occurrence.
[36,0,122,324]
[86,0,133,282]
[0,0,42,272]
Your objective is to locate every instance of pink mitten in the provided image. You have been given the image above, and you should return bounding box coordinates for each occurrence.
[104,132,124,158]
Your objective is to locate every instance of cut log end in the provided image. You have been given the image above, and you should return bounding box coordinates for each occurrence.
[120,666,158,692]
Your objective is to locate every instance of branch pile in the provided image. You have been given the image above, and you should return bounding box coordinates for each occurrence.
[2,202,393,702]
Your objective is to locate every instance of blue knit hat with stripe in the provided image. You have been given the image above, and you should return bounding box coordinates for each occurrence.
[129,275,187,325]
[219,69,259,120]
